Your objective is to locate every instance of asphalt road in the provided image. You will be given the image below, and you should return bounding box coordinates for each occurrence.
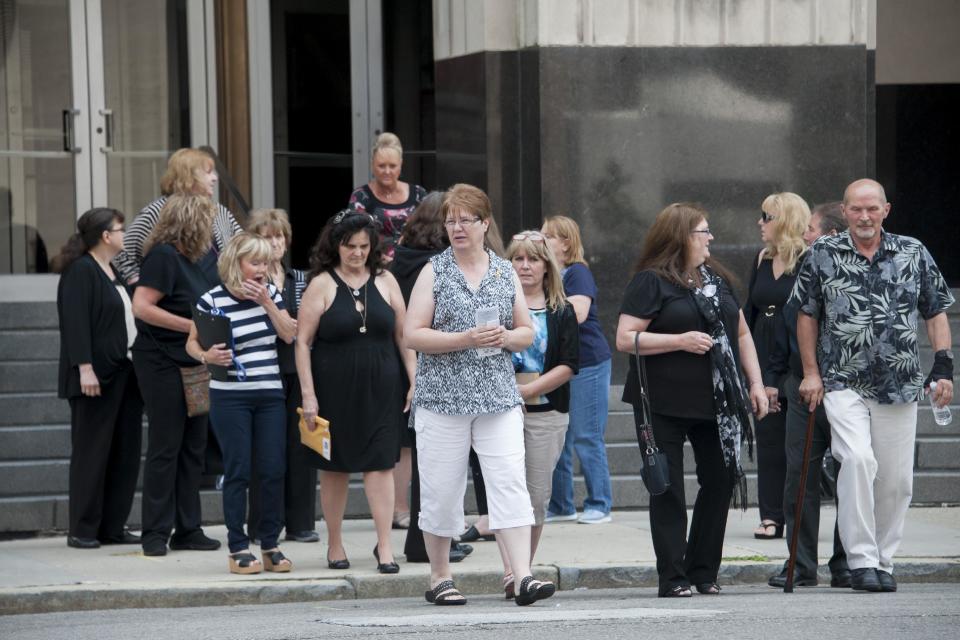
[3,584,958,640]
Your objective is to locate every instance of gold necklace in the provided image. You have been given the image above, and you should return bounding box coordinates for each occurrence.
[336,269,369,333]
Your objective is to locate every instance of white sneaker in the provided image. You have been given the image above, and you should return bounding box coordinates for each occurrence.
[543,511,579,523]
[577,509,612,524]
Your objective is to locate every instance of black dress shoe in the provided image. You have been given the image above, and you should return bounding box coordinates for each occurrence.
[449,546,466,563]
[99,531,141,545]
[67,536,100,549]
[877,570,897,592]
[141,539,168,556]
[460,525,496,542]
[830,570,852,588]
[373,545,400,574]
[768,569,818,588]
[169,531,221,551]
[851,567,883,592]
[284,530,320,543]
[453,542,473,556]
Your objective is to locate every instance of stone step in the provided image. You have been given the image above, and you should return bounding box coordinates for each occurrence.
[0,302,58,330]
[0,329,59,360]
[0,361,57,393]
[0,424,151,461]
[0,393,70,426]
[4,469,959,533]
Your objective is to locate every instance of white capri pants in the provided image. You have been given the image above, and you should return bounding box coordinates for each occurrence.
[523,409,569,525]
[416,405,535,536]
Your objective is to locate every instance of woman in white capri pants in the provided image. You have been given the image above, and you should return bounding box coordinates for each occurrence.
[405,184,555,606]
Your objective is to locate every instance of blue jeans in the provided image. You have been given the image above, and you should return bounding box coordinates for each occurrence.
[548,358,613,515]
[210,388,286,552]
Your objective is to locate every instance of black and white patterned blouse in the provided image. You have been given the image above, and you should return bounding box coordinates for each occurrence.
[414,247,523,415]
[790,230,954,404]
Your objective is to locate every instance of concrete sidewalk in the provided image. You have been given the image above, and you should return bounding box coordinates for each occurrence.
[2,506,958,615]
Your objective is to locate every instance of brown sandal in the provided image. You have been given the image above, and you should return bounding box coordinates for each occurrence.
[228,551,262,574]
[262,548,292,572]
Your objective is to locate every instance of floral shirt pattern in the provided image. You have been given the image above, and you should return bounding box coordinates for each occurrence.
[790,230,954,404]
[349,184,427,259]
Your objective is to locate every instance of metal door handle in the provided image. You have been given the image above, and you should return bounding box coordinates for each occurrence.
[61,109,80,153]
[99,109,114,152]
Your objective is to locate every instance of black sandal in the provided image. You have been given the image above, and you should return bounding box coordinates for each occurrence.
[660,585,692,598]
[262,549,292,573]
[695,582,721,594]
[753,520,784,539]
[515,575,556,606]
[228,552,262,575]
[425,579,467,605]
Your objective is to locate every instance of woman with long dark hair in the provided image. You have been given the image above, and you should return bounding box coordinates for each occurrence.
[296,211,416,574]
[56,208,143,549]
[615,203,768,597]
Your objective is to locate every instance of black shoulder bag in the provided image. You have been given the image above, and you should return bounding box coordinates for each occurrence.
[634,332,671,496]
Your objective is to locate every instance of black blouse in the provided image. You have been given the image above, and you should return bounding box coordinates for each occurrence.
[57,254,131,398]
[620,270,742,419]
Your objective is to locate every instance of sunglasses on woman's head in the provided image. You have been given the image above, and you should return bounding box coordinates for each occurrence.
[512,231,546,243]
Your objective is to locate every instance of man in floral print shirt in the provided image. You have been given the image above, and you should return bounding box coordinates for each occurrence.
[791,179,954,594]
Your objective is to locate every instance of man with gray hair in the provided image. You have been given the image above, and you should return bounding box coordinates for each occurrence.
[792,179,954,593]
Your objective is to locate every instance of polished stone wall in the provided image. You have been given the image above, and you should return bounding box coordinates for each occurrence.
[435,44,873,378]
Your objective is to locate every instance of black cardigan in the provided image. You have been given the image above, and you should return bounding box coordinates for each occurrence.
[539,301,581,413]
[57,254,132,399]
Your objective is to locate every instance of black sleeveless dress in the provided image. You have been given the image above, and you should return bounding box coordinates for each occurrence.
[305,270,402,472]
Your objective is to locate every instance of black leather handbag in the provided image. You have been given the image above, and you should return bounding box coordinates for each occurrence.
[634,333,671,496]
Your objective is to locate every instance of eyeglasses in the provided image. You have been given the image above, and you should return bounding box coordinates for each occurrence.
[106,227,125,234]
[443,217,482,229]
[512,231,546,243]
[760,211,777,223]
[691,228,712,236]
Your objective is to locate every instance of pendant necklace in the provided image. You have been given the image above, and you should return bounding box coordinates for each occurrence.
[338,268,369,333]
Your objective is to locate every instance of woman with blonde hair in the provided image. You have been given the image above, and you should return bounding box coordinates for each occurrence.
[747,191,811,540]
[540,215,613,524]
[245,209,318,544]
[132,194,223,557]
[496,230,579,598]
[186,232,296,574]
[348,132,427,260]
[114,147,241,284]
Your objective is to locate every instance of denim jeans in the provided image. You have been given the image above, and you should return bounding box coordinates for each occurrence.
[209,388,286,553]
[548,358,613,515]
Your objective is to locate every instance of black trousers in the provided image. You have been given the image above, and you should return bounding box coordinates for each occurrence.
[469,448,489,516]
[133,348,207,545]
[68,363,143,540]
[248,373,318,535]
[781,374,847,577]
[755,397,787,524]
[641,409,735,595]
[404,430,427,561]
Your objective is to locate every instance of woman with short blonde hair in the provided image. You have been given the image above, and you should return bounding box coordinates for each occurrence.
[747,191,811,541]
[349,132,427,260]
[186,232,296,574]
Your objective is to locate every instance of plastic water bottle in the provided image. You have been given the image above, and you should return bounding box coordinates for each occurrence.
[929,381,952,426]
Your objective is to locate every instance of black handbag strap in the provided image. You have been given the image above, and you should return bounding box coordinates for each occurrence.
[633,332,659,453]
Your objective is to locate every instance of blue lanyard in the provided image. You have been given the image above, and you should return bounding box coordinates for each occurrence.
[208,301,247,382]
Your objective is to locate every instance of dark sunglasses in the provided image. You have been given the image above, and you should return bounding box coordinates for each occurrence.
[760,210,777,223]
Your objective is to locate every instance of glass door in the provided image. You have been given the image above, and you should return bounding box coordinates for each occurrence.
[89,0,192,217]
[0,0,80,273]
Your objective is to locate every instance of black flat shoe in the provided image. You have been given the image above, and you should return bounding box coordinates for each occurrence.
[695,582,721,594]
[169,531,221,551]
[373,544,400,574]
[768,569,818,588]
[99,530,141,545]
[327,553,350,570]
[284,530,320,543]
[851,567,883,592]
[460,525,496,542]
[660,585,692,598]
[141,539,168,556]
[452,541,473,556]
[67,536,100,549]
[831,570,852,588]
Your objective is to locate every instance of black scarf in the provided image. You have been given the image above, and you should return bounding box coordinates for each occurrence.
[689,265,754,511]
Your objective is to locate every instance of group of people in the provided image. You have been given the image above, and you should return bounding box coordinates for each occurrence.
[56,131,953,604]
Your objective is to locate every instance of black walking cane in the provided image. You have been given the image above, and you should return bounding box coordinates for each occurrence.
[784,410,817,592]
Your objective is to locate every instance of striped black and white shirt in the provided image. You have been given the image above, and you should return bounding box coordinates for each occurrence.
[113,196,242,284]
[196,284,285,391]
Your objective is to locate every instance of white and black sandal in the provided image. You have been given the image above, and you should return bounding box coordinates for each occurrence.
[515,575,555,606]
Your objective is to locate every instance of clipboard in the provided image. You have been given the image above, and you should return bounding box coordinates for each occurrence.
[192,307,233,382]
[297,407,332,460]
